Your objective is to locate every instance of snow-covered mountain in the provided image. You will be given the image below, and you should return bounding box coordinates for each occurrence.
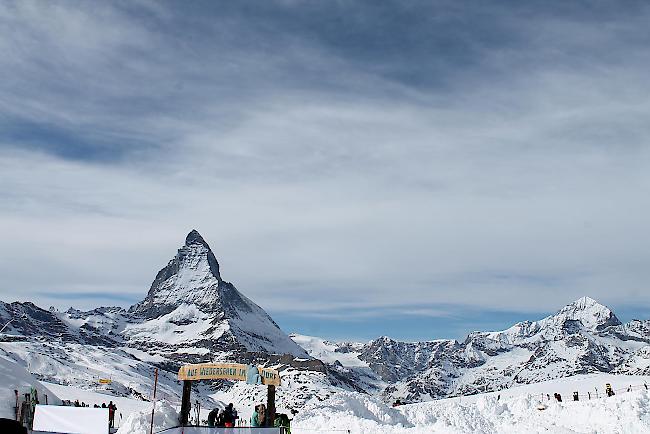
[1,231,649,410]
[0,230,311,407]
[291,297,650,402]
[125,229,307,360]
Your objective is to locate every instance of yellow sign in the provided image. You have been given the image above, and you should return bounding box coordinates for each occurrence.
[98,379,112,384]
[177,363,280,386]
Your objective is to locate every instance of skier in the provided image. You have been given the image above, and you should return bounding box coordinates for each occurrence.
[573,391,579,401]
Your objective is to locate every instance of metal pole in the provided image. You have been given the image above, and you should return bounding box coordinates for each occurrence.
[149,368,158,434]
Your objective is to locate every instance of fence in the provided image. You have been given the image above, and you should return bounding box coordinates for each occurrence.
[538,382,649,402]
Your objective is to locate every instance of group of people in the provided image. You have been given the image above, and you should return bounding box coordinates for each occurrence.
[207,403,238,428]
[252,404,292,432]
[206,403,292,432]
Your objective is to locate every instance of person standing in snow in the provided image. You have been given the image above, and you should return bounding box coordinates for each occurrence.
[207,408,219,427]
[222,403,235,427]
[251,404,266,427]
[108,401,117,429]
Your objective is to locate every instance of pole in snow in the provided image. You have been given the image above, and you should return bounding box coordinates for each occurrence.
[149,368,159,434]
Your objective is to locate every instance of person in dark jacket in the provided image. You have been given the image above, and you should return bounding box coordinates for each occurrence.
[108,401,117,428]
[222,403,235,427]
[207,408,219,427]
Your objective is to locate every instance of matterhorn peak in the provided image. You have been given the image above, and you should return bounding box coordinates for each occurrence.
[129,230,223,318]
[126,230,308,358]
[185,229,209,247]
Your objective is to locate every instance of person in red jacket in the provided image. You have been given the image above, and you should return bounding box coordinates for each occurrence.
[108,401,117,429]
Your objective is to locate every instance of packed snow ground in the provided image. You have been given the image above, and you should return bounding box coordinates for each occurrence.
[4,350,650,434]
[291,374,650,434]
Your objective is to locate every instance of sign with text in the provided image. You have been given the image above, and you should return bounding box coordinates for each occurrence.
[177,363,280,386]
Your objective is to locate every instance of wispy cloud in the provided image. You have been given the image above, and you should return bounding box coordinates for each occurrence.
[1,1,650,331]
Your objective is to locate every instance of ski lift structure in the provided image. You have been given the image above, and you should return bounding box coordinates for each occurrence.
[177,362,281,427]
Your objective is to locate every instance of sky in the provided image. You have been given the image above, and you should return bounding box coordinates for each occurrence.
[1,0,650,341]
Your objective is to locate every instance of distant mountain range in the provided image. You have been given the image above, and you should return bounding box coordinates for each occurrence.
[1,230,649,409]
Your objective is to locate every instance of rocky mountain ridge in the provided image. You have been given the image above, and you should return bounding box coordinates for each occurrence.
[291,297,650,402]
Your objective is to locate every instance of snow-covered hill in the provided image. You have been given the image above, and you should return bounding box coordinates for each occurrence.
[292,373,650,434]
[291,297,650,403]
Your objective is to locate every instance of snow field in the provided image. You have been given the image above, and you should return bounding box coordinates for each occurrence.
[291,374,650,434]
[116,400,180,434]
[292,390,650,434]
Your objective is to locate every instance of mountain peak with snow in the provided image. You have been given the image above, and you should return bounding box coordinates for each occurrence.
[125,230,307,358]
[552,296,621,331]
[185,229,210,248]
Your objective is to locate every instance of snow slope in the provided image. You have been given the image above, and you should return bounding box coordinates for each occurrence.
[293,374,650,434]
[0,350,61,419]
[289,334,367,368]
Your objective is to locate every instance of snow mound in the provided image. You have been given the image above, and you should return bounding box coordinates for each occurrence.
[0,351,61,419]
[290,379,650,434]
[293,391,411,431]
[116,400,179,434]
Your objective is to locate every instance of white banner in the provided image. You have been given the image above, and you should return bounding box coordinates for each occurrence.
[33,405,109,434]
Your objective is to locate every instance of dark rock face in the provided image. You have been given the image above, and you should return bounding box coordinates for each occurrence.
[123,230,307,360]
[0,301,115,346]
[343,298,650,402]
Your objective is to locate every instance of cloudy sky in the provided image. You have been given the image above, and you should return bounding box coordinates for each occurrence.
[1,0,650,341]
